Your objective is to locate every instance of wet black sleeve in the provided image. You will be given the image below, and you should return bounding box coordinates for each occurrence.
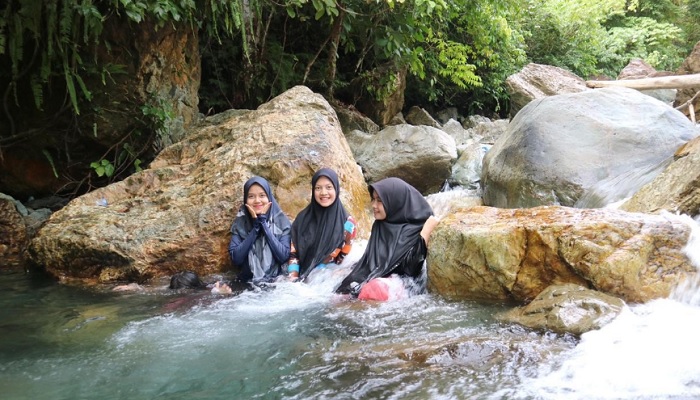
[392,236,427,278]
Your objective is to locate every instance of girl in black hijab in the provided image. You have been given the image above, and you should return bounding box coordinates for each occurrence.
[335,177,438,296]
[229,176,292,284]
[288,168,357,281]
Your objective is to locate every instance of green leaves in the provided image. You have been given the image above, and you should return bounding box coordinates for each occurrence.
[434,39,482,89]
[91,159,115,178]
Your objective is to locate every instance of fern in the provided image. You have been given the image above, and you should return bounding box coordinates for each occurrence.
[30,75,43,110]
[42,149,59,178]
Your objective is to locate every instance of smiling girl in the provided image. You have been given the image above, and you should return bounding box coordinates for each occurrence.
[287,168,357,281]
[228,176,292,284]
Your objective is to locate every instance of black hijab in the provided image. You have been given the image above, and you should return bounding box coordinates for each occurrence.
[291,168,349,279]
[336,177,433,293]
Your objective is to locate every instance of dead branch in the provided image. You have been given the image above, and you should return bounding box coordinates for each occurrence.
[586,73,700,90]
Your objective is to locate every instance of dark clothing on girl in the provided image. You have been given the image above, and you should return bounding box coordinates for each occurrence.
[229,177,291,283]
[336,177,433,295]
[289,168,356,280]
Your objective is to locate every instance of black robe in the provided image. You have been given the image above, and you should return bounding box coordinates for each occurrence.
[291,168,349,280]
[336,177,433,294]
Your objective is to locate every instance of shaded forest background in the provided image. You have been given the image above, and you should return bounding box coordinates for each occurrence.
[1,0,699,200]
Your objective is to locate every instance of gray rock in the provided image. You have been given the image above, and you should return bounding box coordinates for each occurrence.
[482,87,698,208]
[496,283,626,335]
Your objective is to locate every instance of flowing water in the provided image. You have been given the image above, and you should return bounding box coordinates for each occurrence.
[2,193,700,400]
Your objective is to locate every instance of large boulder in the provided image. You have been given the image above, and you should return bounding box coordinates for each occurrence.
[26,86,372,283]
[505,63,590,118]
[482,87,699,209]
[427,205,696,303]
[351,124,458,194]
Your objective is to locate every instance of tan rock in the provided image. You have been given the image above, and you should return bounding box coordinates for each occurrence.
[0,195,27,268]
[26,86,372,283]
[428,206,695,303]
[621,136,700,218]
[505,63,589,118]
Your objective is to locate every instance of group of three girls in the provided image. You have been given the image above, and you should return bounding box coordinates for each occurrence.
[228,168,438,298]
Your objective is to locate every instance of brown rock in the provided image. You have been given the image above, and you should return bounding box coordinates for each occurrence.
[26,86,372,283]
[621,136,700,218]
[0,195,27,268]
[428,205,695,303]
[505,63,589,117]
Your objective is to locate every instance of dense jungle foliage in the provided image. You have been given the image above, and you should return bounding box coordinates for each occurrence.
[1,0,699,197]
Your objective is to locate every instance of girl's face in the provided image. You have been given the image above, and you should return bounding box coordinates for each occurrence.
[246,184,270,215]
[371,190,386,220]
[314,176,337,208]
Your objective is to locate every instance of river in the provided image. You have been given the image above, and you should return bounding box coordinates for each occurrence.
[1,194,699,399]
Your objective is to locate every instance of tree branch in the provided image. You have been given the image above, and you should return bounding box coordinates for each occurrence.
[586,74,700,90]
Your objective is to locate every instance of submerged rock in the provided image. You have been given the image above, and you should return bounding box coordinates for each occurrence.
[496,283,626,335]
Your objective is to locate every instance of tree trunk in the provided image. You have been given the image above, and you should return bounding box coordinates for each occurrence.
[586,74,700,90]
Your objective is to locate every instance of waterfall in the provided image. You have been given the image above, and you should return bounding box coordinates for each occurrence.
[670,213,700,306]
[506,213,700,400]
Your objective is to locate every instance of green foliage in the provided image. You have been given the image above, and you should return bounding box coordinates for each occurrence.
[0,0,203,118]
[360,70,401,102]
[0,0,102,114]
[600,16,686,76]
[402,0,526,114]
[521,0,626,78]
[90,159,115,178]
[521,0,692,79]
[433,38,482,89]
[3,0,699,195]
[42,149,59,178]
[141,96,174,153]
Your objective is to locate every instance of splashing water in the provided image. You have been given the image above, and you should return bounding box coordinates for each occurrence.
[426,186,481,220]
[670,212,700,306]
[499,212,700,400]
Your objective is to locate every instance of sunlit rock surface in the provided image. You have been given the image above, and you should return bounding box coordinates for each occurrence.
[482,87,699,209]
[26,86,372,283]
[428,205,695,303]
[505,63,590,118]
[496,283,626,335]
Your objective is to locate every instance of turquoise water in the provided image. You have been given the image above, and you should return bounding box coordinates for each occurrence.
[0,267,568,400]
[3,260,700,399]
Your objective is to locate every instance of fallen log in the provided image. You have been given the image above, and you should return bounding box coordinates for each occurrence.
[586,73,700,90]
